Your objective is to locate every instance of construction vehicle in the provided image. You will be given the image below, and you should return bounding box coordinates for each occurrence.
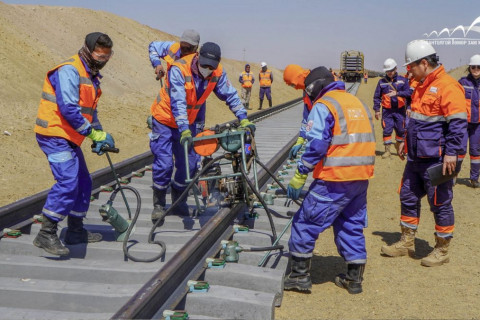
[340,50,364,82]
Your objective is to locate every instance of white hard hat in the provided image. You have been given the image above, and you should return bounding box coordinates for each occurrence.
[404,39,436,66]
[261,62,267,67]
[469,54,480,65]
[383,58,397,72]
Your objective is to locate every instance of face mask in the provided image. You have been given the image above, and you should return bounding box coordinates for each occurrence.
[199,66,213,78]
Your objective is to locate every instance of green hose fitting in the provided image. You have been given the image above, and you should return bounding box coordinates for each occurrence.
[163,310,189,320]
[221,240,243,262]
[99,201,130,241]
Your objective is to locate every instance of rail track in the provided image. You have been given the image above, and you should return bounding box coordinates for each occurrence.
[0,82,360,320]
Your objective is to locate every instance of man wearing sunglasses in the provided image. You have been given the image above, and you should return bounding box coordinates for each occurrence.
[33,32,115,256]
[458,54,480,188]
[381,40,467,267]
[149,42,255,222]
[283,66,375,294]
[373,58,412,159]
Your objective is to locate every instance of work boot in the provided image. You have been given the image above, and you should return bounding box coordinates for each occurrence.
[381,225,416,257]
[268,99,272,108]
[470,179,480,188]
[259,99,263,110]
[171,187,190,216]
[382,144,392,159]
[284,256,312,292]
[33,215,70,256]
[151,188,167,224]
[334,263,365,294]
[64,216,102,245]
[421,235,451,267]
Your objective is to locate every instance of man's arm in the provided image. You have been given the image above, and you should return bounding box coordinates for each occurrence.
[168,66,189,132]
[373,81,382,112]
[148,41,175,68]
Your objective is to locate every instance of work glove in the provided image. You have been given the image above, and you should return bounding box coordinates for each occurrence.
[180,129,193,150]
[287,169,307,200]
[289,136,305,160]
[240,119,256,135]
[88,129,115,155]
[146,115,153,129]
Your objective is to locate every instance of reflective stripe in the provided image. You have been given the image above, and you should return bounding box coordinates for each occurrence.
[231,104,243,112]
[177,58,187,65]
[462,85,474,89]
[322,96,375,145]
[70,210,87,217]
[36,118,49,128]
[346,259,367,264]
[175,114,188,121]
[436,232,453,238]
[323,156,375,167]
[400,221,418,229]
[186,104,195,110]
[80,106,94,116]
[79,76,93,85]
[47,151,73,163]
[410,111,446,122]
[172,180,187,188]
[42,91,57,103]
[301,159,315,169]
[446,112,467,121]
[153,183,169,190]
[62,58,75,63]
[42,208,66,220]
[471,159,480,164]
[291,252,313,258]
[76,120,90,133]
[90,121,101,128]
[156,93,161,104]
[185,76,192,82]
[168,49,176,59]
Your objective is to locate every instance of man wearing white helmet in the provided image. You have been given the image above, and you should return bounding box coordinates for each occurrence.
[381,40,467,267]
[259,61,273,110]
[373,58,412,158]
[458,54,480,188]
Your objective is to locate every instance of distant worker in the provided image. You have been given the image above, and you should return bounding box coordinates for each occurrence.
[259,61,273,109]
[149,42,255,222]
[239,64,255,110]
[373,58,412,158]
[33,32,115,256]
[364,72,368,84]
[381,40,467,267]
[283,64,311,159]
[283,66,375,294]
[329,67,339,81]
[458,54,480,188]
[147,30,201,129]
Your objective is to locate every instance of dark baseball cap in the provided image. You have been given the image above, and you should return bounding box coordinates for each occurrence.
[199,42,221,69]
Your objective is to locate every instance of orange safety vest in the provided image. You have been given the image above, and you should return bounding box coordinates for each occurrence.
[364,73,368,79]
[241,71,253,88]
[381,79,406,109]
[151,53,223,128]
[163,42,181,66]
[312,90,376,181]
[259,69,272,87]
[34,54,101,146]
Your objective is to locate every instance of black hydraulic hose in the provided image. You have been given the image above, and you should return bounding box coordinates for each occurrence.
[242,244,284,252]
[255,158,303,207]
[239,162,278,244]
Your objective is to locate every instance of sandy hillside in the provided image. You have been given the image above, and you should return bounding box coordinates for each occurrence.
[0,2,298,206]
[277,76,480,320]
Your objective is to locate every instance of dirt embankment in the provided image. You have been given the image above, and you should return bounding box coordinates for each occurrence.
[0,2,298,206]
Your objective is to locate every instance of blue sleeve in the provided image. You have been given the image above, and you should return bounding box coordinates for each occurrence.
[91,109,102,130]
[168,66,189,132]
[397,79,412,98]
[252,74,255,84]
[50,65,92,135]
[239,74,243,84]
[297,103,334,174]
[299,103,310,139]
[213,70,247,121]
[373,81,382,112]
[149,41,175,68]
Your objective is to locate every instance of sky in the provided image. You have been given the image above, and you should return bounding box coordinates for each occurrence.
[4,0,480,71]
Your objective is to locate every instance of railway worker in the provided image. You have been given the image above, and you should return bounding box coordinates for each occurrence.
[259,61,273,109]
[283,64,311,159]
[147,29,201,129]
[239,64,255,110]
[284,66,376,294]
[373,58,412,159]
[33,32,114,256]
[149,42,255,221]
[381,40,467,267]
[364,72,368,84]
[458,54,480,188]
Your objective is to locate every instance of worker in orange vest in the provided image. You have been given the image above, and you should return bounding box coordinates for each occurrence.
[33,32,115,256]
[259,62,273,109]
[284,66,376,294]
[239,64,255,109]
[381,40,467,267]
[364,72,368,84]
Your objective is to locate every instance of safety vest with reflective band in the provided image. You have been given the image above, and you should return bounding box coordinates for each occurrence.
[34,54,101,146]
[163,42,181,66]
[458,75,480,123]
[407,65,467,158]
[312,90,376,181]
[151,53,223,128]
[259,70,272,87]
[241,71,253,88]
[380,77,406,109]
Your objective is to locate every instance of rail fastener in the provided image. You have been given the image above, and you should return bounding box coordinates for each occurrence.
[187,280,210,293]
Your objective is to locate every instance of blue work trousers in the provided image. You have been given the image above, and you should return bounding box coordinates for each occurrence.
[289,179,369,264]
